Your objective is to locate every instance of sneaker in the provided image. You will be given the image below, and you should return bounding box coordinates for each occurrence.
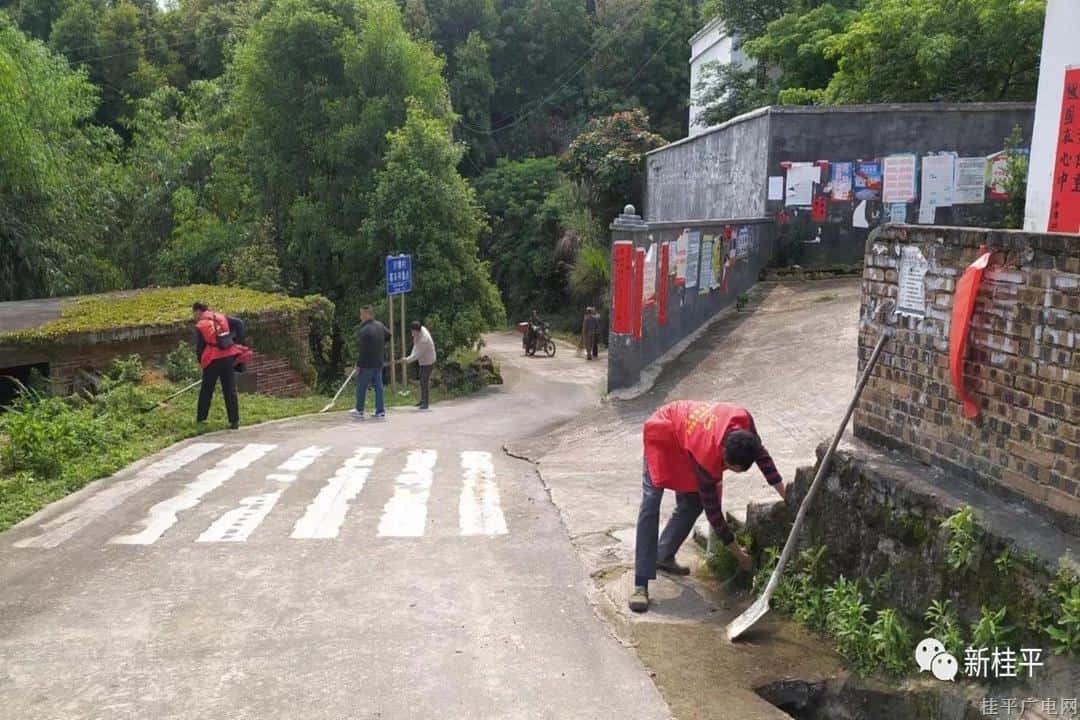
[418,404,430,411]
[373,411,386,419]
[415,402,424,408]
[657,556,691,576]
[628,586,649,613]
[349,409,364,419]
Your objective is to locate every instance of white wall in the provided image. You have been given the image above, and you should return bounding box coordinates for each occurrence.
[1024,0,1080,231]
[688,18,746,137]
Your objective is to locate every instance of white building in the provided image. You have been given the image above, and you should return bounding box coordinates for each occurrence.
[1024,0,1080,232]
[688,17,747,137]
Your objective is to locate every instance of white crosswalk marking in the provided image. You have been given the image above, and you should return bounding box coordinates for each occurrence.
[459,451,508,536]
[291,447,382,539]
[377,450,437,537]
[198,445,330,543]
[15,443,223,549]
[110,444,275,546]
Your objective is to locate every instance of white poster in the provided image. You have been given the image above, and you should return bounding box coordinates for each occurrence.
[953,157,987,204]
[675,230,689,282]
[919,153,956,223]
[699,237,714,293]
[784,163,820,207]
[768,176,785,201]
[883,154,918,204]
[889,203,907,224]
[897,246,929,317]
[685,231,701,289]
[642,243,657,304]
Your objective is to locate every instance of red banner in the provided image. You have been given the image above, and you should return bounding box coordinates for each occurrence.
[632,247,645,340]
[949,250,991,419]
[658,243,669,326]
[611,242,633,334]
[1049,66,1080,233]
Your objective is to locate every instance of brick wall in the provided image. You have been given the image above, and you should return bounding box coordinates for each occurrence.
[9,312,313,398]
[855,225,1080,533]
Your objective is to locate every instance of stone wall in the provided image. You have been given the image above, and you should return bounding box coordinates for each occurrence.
[855,225,1080,531]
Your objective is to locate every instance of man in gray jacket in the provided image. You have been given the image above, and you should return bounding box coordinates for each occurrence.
[404,320,436,410]
[353,306,391,419]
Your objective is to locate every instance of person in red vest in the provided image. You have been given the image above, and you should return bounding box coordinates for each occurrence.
[630,401,787,613]
[192,302,249,429]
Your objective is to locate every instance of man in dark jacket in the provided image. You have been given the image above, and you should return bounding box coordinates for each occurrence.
[582,306,601,360]
[353,306,391,419]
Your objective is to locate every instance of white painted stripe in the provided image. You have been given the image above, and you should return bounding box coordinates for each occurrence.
[197,445,329,543]
[110,444,275,545]
[377,450,437,537]
[291,447,382,539]
[459,451,508,536]
[15,443,223,549]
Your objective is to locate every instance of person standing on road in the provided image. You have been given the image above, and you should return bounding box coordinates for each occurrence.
[581,306,601,361]
[404,320,436,410]
[352,306,391,420]
[192,302,250,429]
[630,401,787,613]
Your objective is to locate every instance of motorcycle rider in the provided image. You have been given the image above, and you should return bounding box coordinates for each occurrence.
[525,310,542,354]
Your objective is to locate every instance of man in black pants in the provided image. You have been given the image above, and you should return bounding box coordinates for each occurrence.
[193,302,247,429]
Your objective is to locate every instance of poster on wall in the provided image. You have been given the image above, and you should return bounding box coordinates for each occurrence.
[854,161,883,200]
[897,246,929,317]
[685,231,701,289]
[675,230,689,284]
[918,153,956,224]
[784,163,820,207]
[888,203,907,224]
[830,162,854,201]
[953,157,988,204]
[883,154,918,204]
[734,226,753,258]
[768,176,785,201]
[699,236,714,293]
[713,234,726,287]
[642,243,657,305]
[1049,66,1080,233]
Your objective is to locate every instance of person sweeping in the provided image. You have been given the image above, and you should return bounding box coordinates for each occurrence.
[630,401,787,613]
[192,302,250,429]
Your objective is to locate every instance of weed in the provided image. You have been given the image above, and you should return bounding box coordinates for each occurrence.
[164,342,201,383]
[1045,566,1080,657]
[814,293,840,303]
[736,293,750,311]
[994,547,1015,574]
[824,577,872,666]
[106,355,145,386]
[924,599,965,657]
[869,608,913,676]
[972,605,1014,649]
[941,506,980,571]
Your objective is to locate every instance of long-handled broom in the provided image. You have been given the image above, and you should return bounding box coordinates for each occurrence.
[321,368,357,413]
[726,320,894,641]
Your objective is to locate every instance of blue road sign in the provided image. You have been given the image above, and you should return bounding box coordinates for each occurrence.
[385,254,412,295]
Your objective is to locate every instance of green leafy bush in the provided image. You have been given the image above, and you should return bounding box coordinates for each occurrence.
[972,605,1014,649]
[824,576,872,667]
[942,506,979,571]
[924,600,965,658]
[0,396,110,478]
[107,354,145,385]
[164,342,200,383]
[1046,567,1080,657]
[869,608,912,676]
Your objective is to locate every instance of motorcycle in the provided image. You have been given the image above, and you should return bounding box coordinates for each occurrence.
[516,321,556,357]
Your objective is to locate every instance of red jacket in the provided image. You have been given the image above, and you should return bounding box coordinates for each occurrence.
[643,402,755,492]
[195,311,245,369]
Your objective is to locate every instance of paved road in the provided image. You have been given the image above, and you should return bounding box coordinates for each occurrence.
[0,334,669,720]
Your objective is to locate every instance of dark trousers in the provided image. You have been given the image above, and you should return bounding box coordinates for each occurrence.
[197,356,239,425]
[355,367,385,414]
[590,335,599,359]
[419,364,433,407]
[635,461,703,583]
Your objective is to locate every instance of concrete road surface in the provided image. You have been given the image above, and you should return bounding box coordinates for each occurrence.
[0,334,670,720]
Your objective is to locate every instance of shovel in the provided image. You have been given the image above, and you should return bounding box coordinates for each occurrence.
[144,379,201,413]
[726,326,893,641]
[321,368,357,413]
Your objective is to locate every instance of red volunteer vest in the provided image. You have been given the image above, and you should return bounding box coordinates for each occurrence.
[643,401,754,493]
[196,312,244,369]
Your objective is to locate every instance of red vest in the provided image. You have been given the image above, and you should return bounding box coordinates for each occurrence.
[196,312,243,369]
[643,402,754,492]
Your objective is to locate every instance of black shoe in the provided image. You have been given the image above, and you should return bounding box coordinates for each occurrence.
[657,556,691,576]
[415,402,423,408]
[229,422,240,430]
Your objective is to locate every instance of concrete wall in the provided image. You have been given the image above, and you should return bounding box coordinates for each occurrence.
[606,210,775,391]
[854,225,1080,532]
[644,108,770,223]
[1025,0,1080,232]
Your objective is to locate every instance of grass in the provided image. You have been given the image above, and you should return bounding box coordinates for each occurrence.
[814,293,841,303]
[0,371,441,532]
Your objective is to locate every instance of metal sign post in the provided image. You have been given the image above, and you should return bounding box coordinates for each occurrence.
[385,254,414,392]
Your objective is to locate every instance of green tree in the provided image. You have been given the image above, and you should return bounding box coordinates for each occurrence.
[824,0,1045,103]
[0,15,122,300]
[97,0,165,130]
[560,108,665,227]
[424,0,496,76]
[362,105,505,355]
[450,30,495,169]
[700,0,788,39]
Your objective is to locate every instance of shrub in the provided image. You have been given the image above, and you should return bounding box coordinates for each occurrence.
[0,396,109,478]
[107,354,145,385]
[869,608,912,676]
[164,342,200,383]
[942,506,979,571]
[972,605,1014,649]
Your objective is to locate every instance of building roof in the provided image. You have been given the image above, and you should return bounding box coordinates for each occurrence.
[688,16,726,48]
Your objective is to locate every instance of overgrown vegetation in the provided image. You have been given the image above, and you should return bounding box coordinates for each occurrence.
[942,505,980,571]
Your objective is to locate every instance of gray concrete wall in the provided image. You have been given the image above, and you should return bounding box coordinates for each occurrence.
[643,109,771,223]
[607,216,776,391]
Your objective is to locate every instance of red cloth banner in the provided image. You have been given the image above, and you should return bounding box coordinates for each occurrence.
[611,241,634,334]
[658,242,669,326]
[632,247,645,340]
[948,250,991,419]
[1049,66,1080,233]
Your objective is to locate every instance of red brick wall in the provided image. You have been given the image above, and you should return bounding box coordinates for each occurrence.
[855,225,1080,531]
[32,313,312,398]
